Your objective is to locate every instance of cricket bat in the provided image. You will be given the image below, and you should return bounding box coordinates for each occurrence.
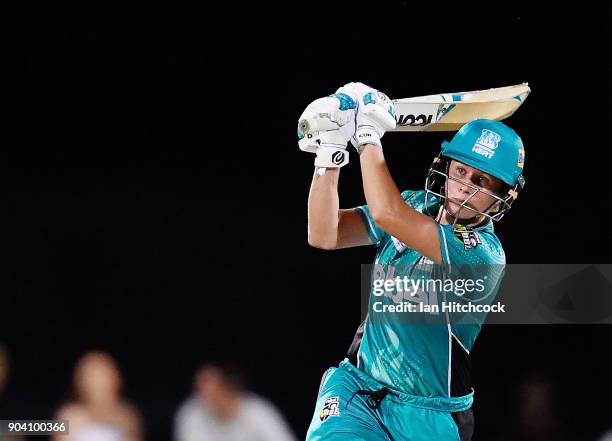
[312,83,530,175]
[391,83,530,132]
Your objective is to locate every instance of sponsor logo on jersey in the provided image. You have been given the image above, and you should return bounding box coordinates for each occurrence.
[453,225,482,250]
[319,397,340,422]
[472,129,501,159]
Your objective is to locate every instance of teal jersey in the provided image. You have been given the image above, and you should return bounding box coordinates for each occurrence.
[348,190,506,398]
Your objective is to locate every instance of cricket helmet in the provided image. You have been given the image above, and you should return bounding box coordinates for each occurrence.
[425,119,526,222]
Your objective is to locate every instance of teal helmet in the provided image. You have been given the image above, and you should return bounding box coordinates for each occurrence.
[441,119,525,188]
[425,119,526,222]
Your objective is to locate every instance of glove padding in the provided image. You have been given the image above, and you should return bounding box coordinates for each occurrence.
[335,82,396,151]
[298,94,356,169]
[297,94,357,153]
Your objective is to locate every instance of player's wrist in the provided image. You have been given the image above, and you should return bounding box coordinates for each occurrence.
[352,126,382,151]
[314,145,349,168]
[357,142,382,154]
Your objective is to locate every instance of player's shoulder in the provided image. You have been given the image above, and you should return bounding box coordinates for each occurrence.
[475,226,506,264]
[399,189,429,209]
[439,222,506,265]
[398,189,505,263]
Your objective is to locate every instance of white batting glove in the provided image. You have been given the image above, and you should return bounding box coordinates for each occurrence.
[335,82,396,152]
[297,94,357,168]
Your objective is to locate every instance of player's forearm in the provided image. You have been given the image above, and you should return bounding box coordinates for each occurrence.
[307,167,341,249]
[358,145,426,230]
[358,145,407,223]
[359,144,441,262]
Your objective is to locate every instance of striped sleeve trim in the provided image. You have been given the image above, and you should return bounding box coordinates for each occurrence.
[438,224,452,271]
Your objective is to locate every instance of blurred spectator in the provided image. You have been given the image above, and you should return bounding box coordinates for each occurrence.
[599,430,612,441]
[52,351,143,441]
[174,361,296,441]
[0,345,24,441]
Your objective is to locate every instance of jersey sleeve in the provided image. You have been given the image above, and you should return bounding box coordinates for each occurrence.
[399,189,424,208]
[354,204,388,247]
[354,190,419,247]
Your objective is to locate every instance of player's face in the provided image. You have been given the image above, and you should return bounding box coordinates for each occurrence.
[445,160,505,220]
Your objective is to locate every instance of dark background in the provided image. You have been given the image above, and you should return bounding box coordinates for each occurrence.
[3,1,611,440]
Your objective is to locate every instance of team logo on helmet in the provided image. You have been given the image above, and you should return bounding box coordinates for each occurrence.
[472,129,501,160]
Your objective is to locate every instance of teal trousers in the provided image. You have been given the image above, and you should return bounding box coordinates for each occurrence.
[306,360,474,441]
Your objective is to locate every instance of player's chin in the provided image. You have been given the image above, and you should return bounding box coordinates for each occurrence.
[446,202,478,220]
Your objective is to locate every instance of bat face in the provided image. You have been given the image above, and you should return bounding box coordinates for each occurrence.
[391,83,530,132]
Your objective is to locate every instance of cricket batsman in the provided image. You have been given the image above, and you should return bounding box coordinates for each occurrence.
[298,82,526,441]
